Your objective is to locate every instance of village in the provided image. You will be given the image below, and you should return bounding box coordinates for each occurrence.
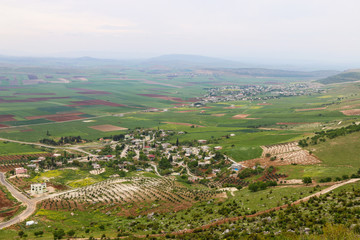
[5,128,246,198]
[199,83,325,104]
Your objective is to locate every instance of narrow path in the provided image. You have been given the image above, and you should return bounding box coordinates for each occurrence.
[150,163,161,177]
[0,172,36,229]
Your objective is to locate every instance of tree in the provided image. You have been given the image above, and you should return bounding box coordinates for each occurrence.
[18,231,25,238]
[176,138,179,147]
[67,229,75,237]
[53,229,65,240]
[303,177,312,185]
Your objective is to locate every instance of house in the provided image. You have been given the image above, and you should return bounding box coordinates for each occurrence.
[201,146,210,152]
[27,164,37,168]
[15,167,27,175]
[92,163,101,169]
[148,154,156,160]
[55,162,63,167]
[214,146,223,151]
[198,139,207,144]
[31,183,47,194]
[198,161,211,167]
[230,134,236,137]
[231,163,242,171]
[53,153,61,157]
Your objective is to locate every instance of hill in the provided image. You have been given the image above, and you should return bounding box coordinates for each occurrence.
[317,69,360,84]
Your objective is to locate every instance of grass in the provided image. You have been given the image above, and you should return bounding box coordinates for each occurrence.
[278,131,360,181]
[0,141,44,155]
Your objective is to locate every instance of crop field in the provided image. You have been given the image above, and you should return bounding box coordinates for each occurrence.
[0,141,45,155]
[0,68,359,183]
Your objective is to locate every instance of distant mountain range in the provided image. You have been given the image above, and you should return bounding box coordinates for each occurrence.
[0,53,340,78]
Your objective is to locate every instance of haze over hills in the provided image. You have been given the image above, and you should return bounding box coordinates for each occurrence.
[0,54,340,78]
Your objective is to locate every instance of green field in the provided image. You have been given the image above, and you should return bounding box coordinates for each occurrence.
[0,141,44,155]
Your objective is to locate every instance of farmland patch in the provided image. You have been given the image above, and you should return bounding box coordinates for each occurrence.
[163,122,205,127]
[240,142,321,168]
[89,124,128,132]
[341,109,360,115]
[68,99,126,107]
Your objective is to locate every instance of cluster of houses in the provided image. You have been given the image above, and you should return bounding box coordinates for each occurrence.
[198,83,325,104]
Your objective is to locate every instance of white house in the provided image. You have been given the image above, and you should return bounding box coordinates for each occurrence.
[31,183,47,194]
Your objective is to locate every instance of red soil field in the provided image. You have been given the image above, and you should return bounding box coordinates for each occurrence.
[0,153,52,163]
[163,122,205,127]
[13,93,56,96]
[89,124,128,132]
[0,97,69,103]
[231,114,250,119]
[67,99,126,107]
[47,115,85,122]
[341,109,360,115]
[69,88,111,95]
[137,94,198,102]
[0,115,16,122]
[0,124,9,128]
[26,112,85,120]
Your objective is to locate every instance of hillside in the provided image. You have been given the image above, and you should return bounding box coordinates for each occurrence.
[317,69,360,84]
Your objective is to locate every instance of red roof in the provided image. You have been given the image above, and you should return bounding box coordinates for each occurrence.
[148,154,156,158]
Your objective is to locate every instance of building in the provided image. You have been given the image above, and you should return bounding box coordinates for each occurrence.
[15,167,27,175]
[198,140,207,144]
[231,163,243,171]
[30,183,47,194]
[92,163,101,169]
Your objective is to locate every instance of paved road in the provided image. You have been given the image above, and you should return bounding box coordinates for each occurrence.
[0,172,36,229]
[0,172,79,229]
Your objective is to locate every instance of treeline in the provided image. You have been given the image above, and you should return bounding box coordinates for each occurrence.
[299,122,360,147]
[248,181,277,192]
[39,136,84,146]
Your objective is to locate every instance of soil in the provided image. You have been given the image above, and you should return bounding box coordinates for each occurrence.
[162,122,205,127]
[68,99,126,107]
[341,109,360,115]
[89,124,128,132]
[240,142,321,168]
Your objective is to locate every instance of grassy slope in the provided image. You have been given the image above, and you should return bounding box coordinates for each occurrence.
[278,131,360,180]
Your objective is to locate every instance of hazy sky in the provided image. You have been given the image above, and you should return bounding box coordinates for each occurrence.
[1,0,360,66]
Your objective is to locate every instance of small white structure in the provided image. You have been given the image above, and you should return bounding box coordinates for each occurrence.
[31,183,47,194]
[92,163,101,169]
[26,220,37,226]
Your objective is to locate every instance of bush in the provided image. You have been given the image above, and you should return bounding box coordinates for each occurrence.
[303,177,312,185]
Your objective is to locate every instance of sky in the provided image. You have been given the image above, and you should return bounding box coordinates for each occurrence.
[0,0,360,67]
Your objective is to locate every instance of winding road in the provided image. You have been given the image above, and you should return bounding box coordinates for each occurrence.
[0,172,77,230]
